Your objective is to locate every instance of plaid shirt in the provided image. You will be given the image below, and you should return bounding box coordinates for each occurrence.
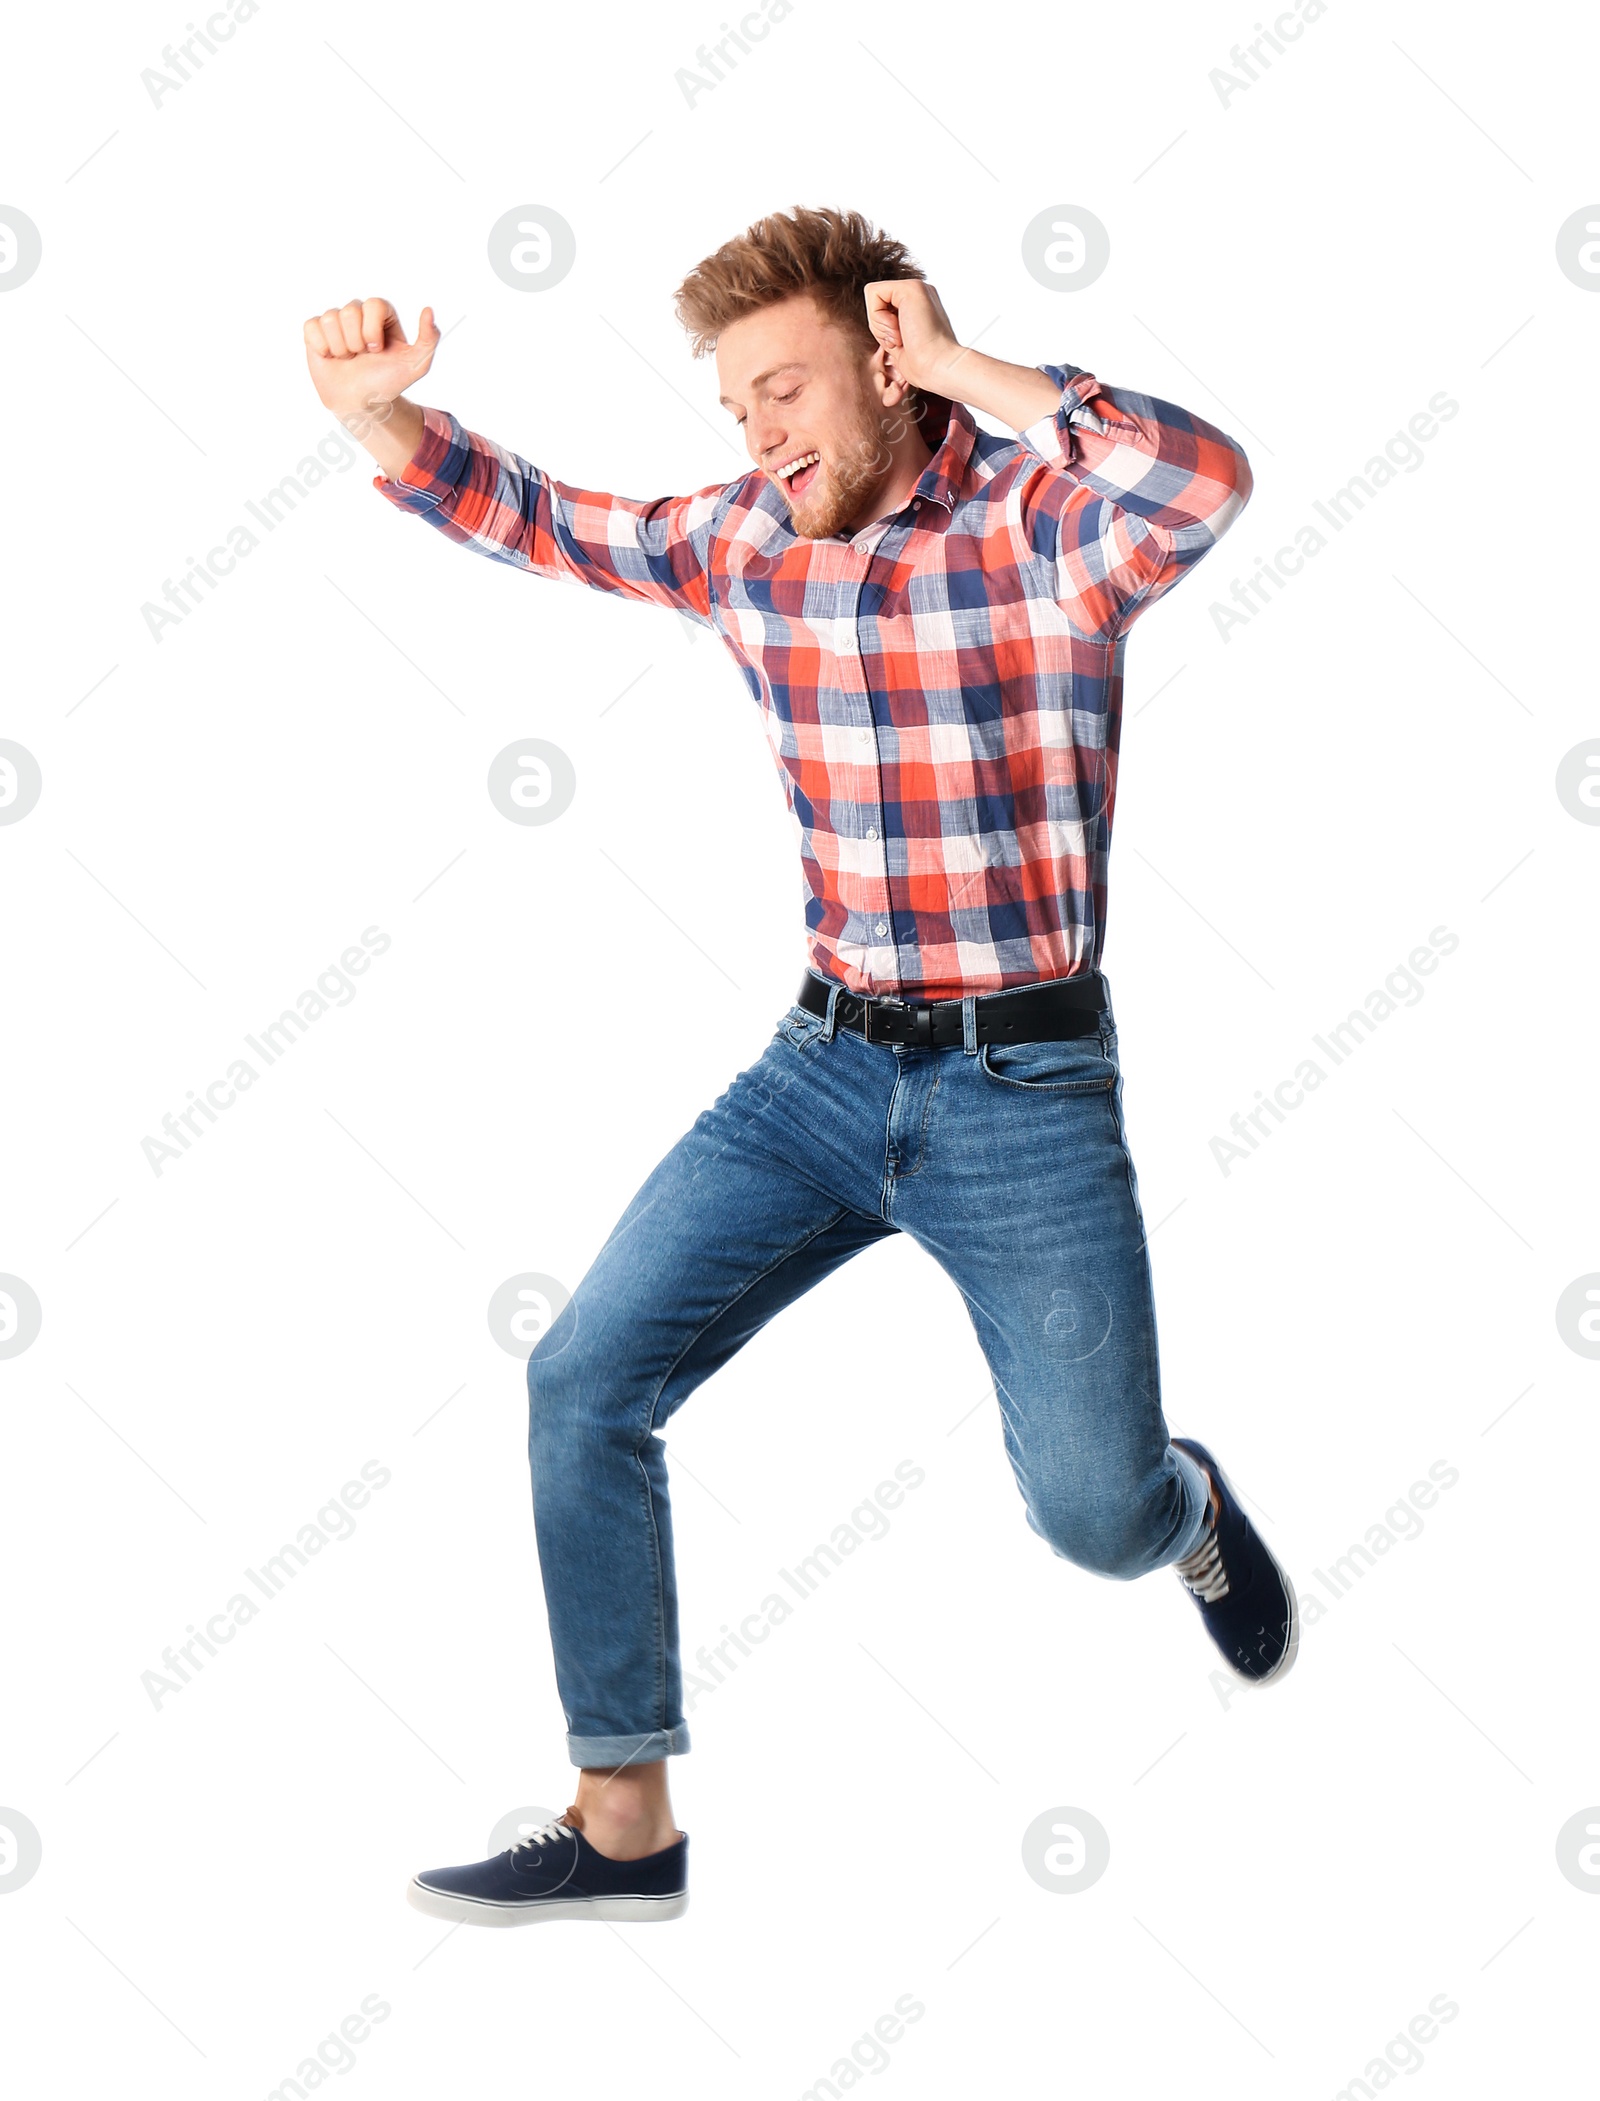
[375,366,1251,1001]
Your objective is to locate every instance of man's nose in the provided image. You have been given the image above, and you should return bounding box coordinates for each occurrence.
[750,415,785,463]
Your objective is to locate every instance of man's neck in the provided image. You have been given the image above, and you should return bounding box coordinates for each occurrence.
[841,423,937,535]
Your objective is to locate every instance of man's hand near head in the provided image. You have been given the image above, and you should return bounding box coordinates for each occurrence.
[864,278,1062,433]
[303,298,441,480]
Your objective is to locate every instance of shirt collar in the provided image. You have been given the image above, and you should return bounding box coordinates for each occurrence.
[907,392,974,517]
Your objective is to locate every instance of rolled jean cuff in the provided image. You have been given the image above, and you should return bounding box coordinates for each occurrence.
[1166,1446,1214,1564]
[566,1723,691,1768]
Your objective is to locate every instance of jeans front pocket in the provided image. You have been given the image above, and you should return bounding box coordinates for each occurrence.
[977,1029,1118,1092]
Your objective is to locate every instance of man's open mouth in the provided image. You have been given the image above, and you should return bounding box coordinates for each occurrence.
[773,450,821,499]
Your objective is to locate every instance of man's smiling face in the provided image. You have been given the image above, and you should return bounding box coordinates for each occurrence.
[716,293,903,540]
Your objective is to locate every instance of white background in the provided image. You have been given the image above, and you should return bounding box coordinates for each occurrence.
[2,0,1597,2092]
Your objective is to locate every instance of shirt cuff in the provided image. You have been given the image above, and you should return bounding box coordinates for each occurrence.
[1016,364,1098,462]
[371,405,466,510]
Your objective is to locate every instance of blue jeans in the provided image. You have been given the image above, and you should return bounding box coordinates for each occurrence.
[527,972,1213,1768]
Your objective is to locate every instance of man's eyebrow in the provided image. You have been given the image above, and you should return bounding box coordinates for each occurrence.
[718,361,807,409]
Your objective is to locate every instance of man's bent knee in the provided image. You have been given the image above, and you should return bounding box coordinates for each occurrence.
[1027,1501,1166,1582]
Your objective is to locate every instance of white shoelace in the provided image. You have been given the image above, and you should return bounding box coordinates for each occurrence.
[509,1815,574,1854]
[1174,1515,1230,1603]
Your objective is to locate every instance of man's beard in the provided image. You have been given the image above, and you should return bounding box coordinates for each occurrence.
[782,407,896,540]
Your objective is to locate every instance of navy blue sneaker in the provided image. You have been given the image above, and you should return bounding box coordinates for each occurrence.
[408,1806,689,1926]
[1170,1437,1298,1684]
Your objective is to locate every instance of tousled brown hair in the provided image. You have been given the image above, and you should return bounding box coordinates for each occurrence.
[674,204,925,358]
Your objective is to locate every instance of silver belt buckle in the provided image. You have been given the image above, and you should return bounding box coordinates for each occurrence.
[871,996,909,1046]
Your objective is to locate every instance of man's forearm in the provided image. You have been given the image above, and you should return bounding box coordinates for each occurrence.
[931,346,1062,432]
[354,395,426,482]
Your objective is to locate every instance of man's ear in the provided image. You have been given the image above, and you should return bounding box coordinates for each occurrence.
[868,340,916,411]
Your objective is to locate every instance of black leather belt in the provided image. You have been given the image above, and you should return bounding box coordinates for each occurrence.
[795,969,1107,1049]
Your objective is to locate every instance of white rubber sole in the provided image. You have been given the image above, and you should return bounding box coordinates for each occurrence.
[1186,1442,1300,1687]
[407,1879,688,1927]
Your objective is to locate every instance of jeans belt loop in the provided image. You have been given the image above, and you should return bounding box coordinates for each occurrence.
[961,995,978,1056]
[822,982,840,1043]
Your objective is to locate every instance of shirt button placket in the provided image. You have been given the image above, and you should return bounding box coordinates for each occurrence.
[834,548,892,982]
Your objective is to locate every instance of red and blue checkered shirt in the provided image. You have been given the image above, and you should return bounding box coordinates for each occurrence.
[375,366,1251,1000]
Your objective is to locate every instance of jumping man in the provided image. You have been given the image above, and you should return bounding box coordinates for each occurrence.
[302,203,1296,1928]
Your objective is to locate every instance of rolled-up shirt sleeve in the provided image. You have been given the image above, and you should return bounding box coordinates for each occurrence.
[374,405,725,625]
[1013,365,1253,634]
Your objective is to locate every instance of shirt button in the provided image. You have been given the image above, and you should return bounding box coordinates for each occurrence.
[876,921,889,937]
[867,825,879,840]
[856,728,869,743]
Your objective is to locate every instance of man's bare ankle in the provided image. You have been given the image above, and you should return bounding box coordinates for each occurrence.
[573,1806,680,1860]
[570,1774,679,1860]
